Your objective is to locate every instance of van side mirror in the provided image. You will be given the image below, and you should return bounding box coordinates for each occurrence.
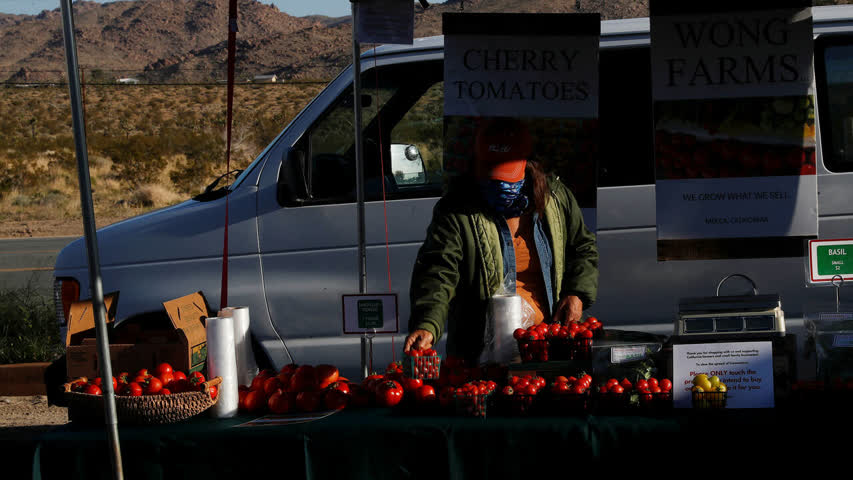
[390,144,427,186]
[278,149,310,207]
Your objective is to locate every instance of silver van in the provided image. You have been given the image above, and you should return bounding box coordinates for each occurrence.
[54,6,853,379]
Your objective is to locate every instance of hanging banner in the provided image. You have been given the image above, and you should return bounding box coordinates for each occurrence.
[355,0,414,45]
[443,13,601,230]
[651,1,817,260]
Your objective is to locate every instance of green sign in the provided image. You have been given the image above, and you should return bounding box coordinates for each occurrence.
[817,244,853,276]
[357,300,384,329]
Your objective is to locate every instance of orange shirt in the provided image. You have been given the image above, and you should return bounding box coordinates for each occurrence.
[506,215,549,325]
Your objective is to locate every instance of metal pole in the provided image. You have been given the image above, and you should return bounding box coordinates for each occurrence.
[352,1,370,380]
[59,2,123,479]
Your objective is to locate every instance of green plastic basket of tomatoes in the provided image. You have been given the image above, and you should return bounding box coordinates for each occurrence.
[402,347,441,380]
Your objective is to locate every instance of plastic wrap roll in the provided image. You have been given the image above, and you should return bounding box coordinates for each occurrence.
[482,294,523,365]
[205,316,239,418]
[218,306,259,386]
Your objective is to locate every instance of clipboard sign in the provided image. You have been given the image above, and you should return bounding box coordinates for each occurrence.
[342,294,399,334]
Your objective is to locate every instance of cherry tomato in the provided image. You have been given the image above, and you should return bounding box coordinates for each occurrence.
[268,391,292,414]
[403,377,424,393]
[513,328,527,340]
[208,385,218,400]
[660,379,673,392]
[647,377,659,389]
[127,382,143,397]
[145,377,163,395]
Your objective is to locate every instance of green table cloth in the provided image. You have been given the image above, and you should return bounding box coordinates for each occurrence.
[30,407,844,480]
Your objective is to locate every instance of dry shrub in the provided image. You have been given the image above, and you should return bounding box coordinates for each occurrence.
[129,184,182,208]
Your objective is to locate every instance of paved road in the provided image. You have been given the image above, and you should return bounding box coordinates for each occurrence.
[0,236,77,297]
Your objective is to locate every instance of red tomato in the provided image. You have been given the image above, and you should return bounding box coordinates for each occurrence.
[238,390,249,411]
[117,372,129,384]
[375,380,404,407]
[620,378,633,391]
[414,385,436,405]
[263,377,283,397]
[650,385,662,394]
[290,365,319,392]
[296,391,323,412]
[647,377,659,389]
[84,384,102,395]
[608,385,624,394]
[523,385,539,396]
[660,379,673,392]
[315,364,340,389]
[580,329,594,339]
[551,382,571,394]
[323,388,349,410]
[159,371,174,388]
[635,379,649,391]
[606,378,620,388]
[127,382,143,397]
[513,328,527,340]
[571,384,586,395]
[245,390,267,412]
[156,363,173,377]
[209,385,218,400]
[268,391,291,414]
[402,377,424,393]
[501,386,515,396]
[145,377,163,395]
[136,369,149,378]
[189,372,206,390]
[160,388,172,395]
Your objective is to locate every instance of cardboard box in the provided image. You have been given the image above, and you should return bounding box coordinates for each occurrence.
[65,292,208,379]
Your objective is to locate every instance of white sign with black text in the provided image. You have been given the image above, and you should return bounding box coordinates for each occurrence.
[673,341,774,408]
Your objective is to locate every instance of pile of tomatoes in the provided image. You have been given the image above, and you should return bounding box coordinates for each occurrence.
[239,364,350,414]
[451,380,497,417]
[595,377,673,410]
[69,363,214,399]
[513,317,602,363]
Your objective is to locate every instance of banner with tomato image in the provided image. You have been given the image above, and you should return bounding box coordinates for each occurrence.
[442,13,600,230]
[651,0,817,260]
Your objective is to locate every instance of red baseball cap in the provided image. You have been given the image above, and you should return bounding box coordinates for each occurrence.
[474,119,531,183]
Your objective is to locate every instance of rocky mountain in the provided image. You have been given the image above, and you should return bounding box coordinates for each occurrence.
[1,0,846,84]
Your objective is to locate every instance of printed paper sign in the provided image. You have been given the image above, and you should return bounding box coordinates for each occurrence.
[673,341,774,408]
[342,294,398,334]
[808,239,853,283]
[443,13,600,228]
[651,1,817,260]
[355,0,414,45]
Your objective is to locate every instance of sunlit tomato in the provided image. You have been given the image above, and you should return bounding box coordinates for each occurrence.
[608,385,624,394]
[208,385,218,400]
[414,385,436,405]
[117,372,129,384]
[127,382,143,397]
[403,377,424,393]
[375,380,404,407]
[606,378,620,388]
[84,384,102,395]
[136,369,149,378]
[315,364,340,389]
[635,379,649,391]
[144,377,163,395]
[158,371,174,388]
[660,379,673,392]
[647,377,659,389]
[156,363,173,376]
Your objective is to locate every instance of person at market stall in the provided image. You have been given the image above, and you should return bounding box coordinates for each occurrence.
[403,117,599,364]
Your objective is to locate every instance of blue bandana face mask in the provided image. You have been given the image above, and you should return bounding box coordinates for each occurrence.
[480,179,529,218]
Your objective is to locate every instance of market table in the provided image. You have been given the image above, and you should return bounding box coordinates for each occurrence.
[29,405,850,480]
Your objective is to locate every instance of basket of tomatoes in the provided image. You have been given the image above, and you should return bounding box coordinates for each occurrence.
[493,374,546,416]
[453,380,497,418]
[542,374,593,415]
[63,363,221,425]
[402,347,441,380]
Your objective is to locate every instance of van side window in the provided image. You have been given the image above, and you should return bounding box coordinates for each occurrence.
[305,61,444,203]
[598,47,655,187]
[816,38,853,173]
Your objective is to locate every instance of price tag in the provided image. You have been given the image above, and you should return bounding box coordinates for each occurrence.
[342,294,399,334]
[808,239,853,283]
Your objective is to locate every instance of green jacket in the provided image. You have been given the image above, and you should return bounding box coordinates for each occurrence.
[408,176,599,362]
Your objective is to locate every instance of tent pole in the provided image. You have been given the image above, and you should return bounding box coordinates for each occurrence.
[59,2,123,479]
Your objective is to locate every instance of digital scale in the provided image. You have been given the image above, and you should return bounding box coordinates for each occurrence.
[674,274,785,341]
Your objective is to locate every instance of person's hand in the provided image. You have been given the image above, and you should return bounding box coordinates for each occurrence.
[404,329,434,352]
[552,295,583,325]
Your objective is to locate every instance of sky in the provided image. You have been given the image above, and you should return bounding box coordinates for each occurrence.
[0,0,358,18]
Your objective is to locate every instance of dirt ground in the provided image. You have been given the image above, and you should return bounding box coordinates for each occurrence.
[0,218,126,238]
[0,396,68,427]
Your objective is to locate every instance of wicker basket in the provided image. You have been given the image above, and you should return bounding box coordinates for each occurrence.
[63,376,222,425]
